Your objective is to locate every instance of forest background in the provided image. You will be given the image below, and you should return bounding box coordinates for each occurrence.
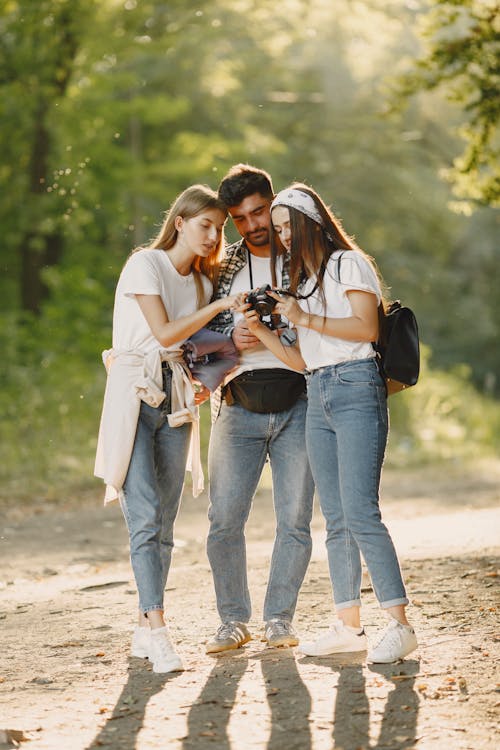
[0,0,498,504]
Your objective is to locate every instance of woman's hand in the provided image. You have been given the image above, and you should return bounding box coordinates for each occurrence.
[219,292,247,312]
[267,291,305,326]
[242,305,269,339]
[240,299,306,371]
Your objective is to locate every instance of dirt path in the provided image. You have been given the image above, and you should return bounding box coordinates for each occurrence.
[1,462,499,750]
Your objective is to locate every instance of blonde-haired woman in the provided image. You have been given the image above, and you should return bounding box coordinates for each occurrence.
[243,183,417,664]
[95,185,241,673]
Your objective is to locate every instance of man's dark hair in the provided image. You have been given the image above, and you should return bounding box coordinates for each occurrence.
[218,163,274,207]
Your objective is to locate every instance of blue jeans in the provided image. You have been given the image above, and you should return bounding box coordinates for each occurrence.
[305,358,408,610]
[207,395,314,623]
[120,369,192,613]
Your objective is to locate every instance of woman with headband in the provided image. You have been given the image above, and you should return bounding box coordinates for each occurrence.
[241,183,418,664]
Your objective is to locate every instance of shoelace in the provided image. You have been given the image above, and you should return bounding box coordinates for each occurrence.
[328,620,345,636]
[153,631,175,657]
[267,620,290,637]
[372,622,401,651]
[217,622,241,640]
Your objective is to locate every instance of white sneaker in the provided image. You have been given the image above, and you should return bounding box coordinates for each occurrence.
[131,626,151,658]
[149,627,184,673]
[367,618,418,664]
[297,619,367,656]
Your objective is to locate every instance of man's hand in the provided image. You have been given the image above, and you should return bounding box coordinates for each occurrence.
[192,382,210,405]
[232,317,261,351]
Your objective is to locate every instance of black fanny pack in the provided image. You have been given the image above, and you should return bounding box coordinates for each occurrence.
[223,368,306,414]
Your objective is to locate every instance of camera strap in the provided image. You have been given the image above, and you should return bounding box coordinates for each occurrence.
[246,247,282,289]
[246,248,255,290]
[290,252,345,301]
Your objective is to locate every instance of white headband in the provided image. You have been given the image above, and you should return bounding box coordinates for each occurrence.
[271,188,324,226]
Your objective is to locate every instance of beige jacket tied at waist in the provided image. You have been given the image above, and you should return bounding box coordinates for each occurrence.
[94,347,203,504]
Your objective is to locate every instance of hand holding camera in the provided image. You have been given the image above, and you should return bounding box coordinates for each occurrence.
[245,284,288,330]
[241,285,298,346]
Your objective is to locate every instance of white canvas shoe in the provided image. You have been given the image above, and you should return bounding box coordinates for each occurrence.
[367,618,417,664]
[131,626,151,658]
[297,619,367,656]
[149,627,184,673]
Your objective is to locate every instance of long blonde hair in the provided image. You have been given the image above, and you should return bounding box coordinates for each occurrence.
[139,184,227,307]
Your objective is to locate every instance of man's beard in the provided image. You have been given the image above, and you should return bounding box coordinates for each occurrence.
[246,228,269,246]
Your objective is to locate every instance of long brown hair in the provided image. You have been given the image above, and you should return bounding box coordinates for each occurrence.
[137,184,227,307]
[271,182,386,311]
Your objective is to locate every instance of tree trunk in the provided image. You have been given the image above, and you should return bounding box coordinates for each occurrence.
[19,4,81,314]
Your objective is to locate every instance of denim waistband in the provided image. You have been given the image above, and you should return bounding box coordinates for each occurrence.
[307,356,377,375]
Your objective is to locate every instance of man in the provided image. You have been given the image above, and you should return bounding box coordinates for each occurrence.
[206,164,314,653]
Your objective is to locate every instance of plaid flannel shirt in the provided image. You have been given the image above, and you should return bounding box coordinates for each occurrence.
[209,239,291,421]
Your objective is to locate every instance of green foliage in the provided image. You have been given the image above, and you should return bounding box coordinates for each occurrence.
[1,335,498,503]
[387,345,500,466]
[0,313,106,501]
[0,0,499,500]
[392,0,500,209]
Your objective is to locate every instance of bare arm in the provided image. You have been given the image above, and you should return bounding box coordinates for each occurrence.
[136,293,243,349]
[270,290,379,342]
[243,306,306,372]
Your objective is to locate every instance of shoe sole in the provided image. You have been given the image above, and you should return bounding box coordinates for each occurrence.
[367,645,418,664]
[265,638,299,648]
[298,645,367,657]
[153,660,184,673]
[206,634,252,654]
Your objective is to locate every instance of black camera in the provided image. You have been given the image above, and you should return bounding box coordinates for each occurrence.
[245,284,297,343]
[245,284,277,318]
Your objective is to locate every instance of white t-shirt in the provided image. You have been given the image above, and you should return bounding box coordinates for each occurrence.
[297,250,381,370]
[112,249,212,354]
[228,252,294,378]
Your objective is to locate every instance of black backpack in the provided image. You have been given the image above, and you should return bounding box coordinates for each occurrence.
[374,301,420,396]
[335,252,420,395]
[293,252,420,396]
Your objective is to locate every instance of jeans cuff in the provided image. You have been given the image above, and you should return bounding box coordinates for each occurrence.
[142,605,164,615]
[380,597,409,609]
[335,598,361,610]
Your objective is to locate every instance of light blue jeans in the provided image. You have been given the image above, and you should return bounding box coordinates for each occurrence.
[305,357,408,610]
[120,368,191,613]
[207,395,314,623]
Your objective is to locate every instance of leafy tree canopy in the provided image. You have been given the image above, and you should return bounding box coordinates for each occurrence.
[393,0,500,210]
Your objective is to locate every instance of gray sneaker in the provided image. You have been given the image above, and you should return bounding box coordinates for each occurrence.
[264,619,299,648]
[206,621,252,654]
